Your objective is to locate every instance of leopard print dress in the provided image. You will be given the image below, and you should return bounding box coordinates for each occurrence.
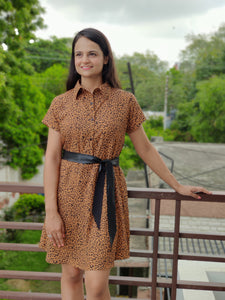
[39,81,146,270]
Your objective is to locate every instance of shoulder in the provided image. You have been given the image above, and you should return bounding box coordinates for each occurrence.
[111,88,136,102]
[49,89,74,109]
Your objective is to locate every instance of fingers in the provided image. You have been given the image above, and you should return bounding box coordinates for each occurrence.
[177,185,212,200]
[190,186,212,199]
[47,226,65,248]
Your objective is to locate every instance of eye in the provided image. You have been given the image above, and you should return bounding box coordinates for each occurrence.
[89,52,97,56]
[75,52,82,57]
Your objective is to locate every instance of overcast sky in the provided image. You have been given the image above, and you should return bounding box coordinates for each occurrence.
[37,0,225,66]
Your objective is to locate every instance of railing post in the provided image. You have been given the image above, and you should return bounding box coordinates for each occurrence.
[171,199,181,299]
[151,198,161,300]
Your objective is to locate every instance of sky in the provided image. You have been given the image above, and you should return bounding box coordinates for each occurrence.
[36,0,225,66]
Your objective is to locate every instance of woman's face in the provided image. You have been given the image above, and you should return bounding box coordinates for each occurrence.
[74,36,108,82]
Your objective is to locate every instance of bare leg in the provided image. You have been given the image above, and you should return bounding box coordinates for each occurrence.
[85,269,111,300]
[61,264,84,300]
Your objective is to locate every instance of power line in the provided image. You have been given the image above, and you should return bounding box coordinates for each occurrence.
[24,55,70,62]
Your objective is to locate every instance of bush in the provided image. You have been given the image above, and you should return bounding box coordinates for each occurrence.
[13,194,45,222]
[2,194,45,241]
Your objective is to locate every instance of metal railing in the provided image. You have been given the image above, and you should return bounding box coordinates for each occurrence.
[0,182,225,299]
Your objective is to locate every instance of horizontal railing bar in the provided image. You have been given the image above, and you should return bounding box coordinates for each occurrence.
[1,271,225,292]
[1,182,224,202]
[1,222,224,241]
[0,270,151,286]
[1,243,225,264]
[0,243,44,252]
[129,228,153,236]
[176,280,225,291]
[179,232,225,240]
[0,291,61,300]
[0,270,61,281]
[127,187,225,202]
[0,221,43,230]
[158,231,225,241]
[0,182,44,194]
[155,278,225,291]
[0,291,141,300]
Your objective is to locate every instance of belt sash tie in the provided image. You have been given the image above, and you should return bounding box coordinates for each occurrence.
[62,150,119,246]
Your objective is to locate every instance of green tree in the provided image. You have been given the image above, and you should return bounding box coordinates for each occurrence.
[0,0,46,178]
[0,0,45,75]
[170,101,195,141]
[190,76,225,142]
[116,52,168,111]
[179,24,225,80]
[34,64,68,107]
[25,37,71,73]
[0,74,46,179]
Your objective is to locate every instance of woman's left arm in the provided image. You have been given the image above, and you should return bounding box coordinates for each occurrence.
[129,125,211,199]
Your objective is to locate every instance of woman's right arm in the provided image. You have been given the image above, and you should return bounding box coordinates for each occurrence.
[44,128,65,248]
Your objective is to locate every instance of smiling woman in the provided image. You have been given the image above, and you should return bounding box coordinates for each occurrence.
[39,27,211,300]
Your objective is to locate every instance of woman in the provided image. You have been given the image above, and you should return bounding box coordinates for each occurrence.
[39,28,210,300]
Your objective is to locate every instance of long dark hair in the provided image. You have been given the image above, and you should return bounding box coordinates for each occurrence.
[66,28,121,91]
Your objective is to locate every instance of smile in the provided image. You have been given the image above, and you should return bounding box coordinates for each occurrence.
[81,66,92,70]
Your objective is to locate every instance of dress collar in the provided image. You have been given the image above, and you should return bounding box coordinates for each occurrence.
[73,81,112,99]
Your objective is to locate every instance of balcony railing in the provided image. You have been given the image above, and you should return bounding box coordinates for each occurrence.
[0,182,225,299]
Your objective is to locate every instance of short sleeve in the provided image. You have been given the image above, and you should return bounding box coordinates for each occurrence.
[42,97,61,131]
[126,95,146,134]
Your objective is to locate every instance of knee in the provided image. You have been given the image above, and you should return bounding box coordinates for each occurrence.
[85,280,105,298]
[85,274,109,298]
[62,265,83,284]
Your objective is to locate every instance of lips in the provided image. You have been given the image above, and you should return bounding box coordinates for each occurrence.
[81,66,92,70]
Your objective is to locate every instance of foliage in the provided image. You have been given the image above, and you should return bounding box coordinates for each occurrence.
[0,0,45,77]
[2,193,45,241]
[180,24,225,80]
[190,76,225,142]
[3,193,45,222]
[0,74,46,179]
[0,0,47,178]
[13,193,45,221]
[35,63,68,106]
[120,116,178,175]
[170,24,225,141]
[25,37,71,73]
[116,52,168,111]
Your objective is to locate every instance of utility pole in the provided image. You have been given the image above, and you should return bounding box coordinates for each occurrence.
[127,62,135,95]
[164,75,169,130]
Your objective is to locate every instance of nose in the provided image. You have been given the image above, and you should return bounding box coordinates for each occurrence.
[81,54,90,64]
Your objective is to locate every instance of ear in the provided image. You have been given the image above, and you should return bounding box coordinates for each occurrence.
[104,56,109,65]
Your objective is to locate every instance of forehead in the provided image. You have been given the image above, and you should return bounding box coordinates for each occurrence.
[74,36,102,52]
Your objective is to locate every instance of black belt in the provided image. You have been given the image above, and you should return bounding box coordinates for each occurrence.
[62,150,119,246]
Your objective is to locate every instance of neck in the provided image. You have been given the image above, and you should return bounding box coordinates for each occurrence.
[81,77,103,93]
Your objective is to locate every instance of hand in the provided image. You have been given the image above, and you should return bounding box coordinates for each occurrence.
[176,184,212,199]
[45,212,65,248]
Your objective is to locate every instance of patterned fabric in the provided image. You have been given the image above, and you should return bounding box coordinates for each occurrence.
[39,81,146,270]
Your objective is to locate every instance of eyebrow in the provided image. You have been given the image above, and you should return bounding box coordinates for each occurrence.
[74,50,98,53]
